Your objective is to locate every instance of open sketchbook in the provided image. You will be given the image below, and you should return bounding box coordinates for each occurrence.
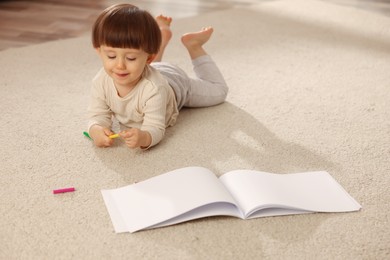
[101,167,361,233]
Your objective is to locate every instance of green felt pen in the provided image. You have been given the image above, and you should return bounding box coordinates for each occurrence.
[83,131,92,140]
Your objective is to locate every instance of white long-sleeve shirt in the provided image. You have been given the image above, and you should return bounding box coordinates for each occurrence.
[88,65,179,148]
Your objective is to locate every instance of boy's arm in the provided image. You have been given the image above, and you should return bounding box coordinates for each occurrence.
[120,102,165,149]
[119,84,168,149]
[139,89,168,148]
[87,77,114,146]
[88,87,113,131]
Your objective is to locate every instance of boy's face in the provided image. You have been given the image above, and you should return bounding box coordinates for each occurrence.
[96,45,153,89]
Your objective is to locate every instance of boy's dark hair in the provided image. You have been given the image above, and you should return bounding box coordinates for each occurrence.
[92,4,161,54]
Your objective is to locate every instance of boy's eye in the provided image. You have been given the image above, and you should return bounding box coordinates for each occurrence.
[107,56,116,59]
[126,57,136,61]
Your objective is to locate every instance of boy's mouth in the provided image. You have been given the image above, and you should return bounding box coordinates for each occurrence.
[115,73,129,78]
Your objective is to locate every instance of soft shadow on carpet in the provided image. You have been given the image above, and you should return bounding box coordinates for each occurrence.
[0,0,389,258]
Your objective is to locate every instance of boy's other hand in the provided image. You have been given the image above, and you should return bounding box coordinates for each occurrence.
[120,128,151,149]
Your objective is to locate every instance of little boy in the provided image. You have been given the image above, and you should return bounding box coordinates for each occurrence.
[88,3,228,149]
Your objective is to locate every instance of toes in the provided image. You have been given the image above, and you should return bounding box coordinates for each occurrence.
[156,14,172,25]
[201,26,213,32]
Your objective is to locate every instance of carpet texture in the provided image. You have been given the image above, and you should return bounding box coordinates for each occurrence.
[1,0,389,258]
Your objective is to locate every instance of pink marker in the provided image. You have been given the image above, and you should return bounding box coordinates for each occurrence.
[53,187,75,194]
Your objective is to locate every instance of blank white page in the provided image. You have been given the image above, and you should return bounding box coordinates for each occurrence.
[219,170,361,218]
[102,167,238,233]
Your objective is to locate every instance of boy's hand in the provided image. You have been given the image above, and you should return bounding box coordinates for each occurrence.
[89,125,114,147]
[120,128,152,149]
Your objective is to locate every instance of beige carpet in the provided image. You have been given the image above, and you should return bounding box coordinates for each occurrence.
[1,0,389,258]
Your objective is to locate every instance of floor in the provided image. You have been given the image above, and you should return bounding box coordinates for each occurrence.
[0,0,389,51]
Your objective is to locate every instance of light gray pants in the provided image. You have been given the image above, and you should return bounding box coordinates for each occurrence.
[151,55,228,110]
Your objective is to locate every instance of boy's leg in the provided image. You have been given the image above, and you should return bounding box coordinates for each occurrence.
[153,15,172,62]
[184,55,228,107]
[181,27,228,107]
[152,27,228,109]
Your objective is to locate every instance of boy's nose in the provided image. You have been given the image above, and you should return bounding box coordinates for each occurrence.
[116,58,126,69]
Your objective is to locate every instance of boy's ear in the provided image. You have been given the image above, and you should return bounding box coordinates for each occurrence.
[147,54,156,64]
[95,47,101,55]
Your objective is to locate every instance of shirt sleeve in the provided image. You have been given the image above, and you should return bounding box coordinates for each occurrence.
[140,84,169,148]
[87,76,113,131]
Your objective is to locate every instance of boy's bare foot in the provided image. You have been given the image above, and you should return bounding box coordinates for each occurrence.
[181,27,213,49]
[181,27,213,59]
[153,15,172,62]
[156,15,172,44]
